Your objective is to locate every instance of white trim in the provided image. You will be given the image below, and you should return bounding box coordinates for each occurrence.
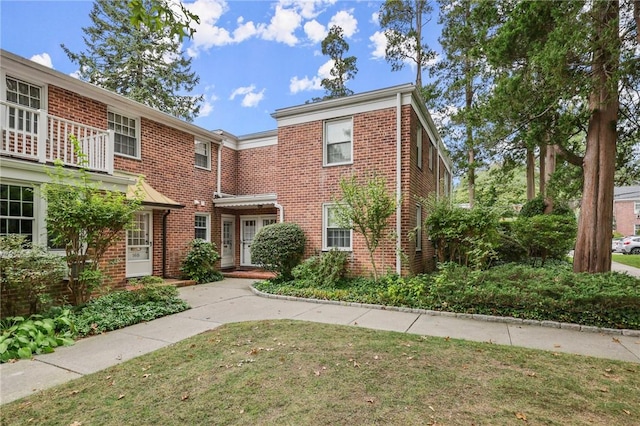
[417,123,423,170]
[323,117,353,167]
[194,212,210,241]
[322,203,352,251]
[213,193,278,208]
[395,93,402,275]
[240,214,277,266]
[108,108,141,160]
[221,214,235,268]
[415,204,422,252]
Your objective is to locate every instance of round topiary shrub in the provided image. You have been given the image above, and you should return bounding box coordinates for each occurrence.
[251,223,306,280]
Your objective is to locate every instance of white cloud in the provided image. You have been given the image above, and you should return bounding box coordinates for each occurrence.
[370,11,380,25]
[289,75,322,93]
[369,31,387,59]
[289,59,333,94]
[30,53,53,68]
[280,0,337,20]
[229,85,265,107]
[304,20,326,43]
[233,20,259,42]
[256,4,302,46]
[328,9,357,37]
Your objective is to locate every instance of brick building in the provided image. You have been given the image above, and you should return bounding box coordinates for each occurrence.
[1,49,452,292]
[613,186,640,236]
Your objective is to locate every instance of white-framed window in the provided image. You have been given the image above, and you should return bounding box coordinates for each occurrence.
[0,183,35,243]
[416,124,423,170]
[195,213,210,241]
[416,204,422,252]
[322,203,352,250]
[634,202,640,215]
[108,110,139,158]
[195,140,211,169]
[324,117,353,166]
[5,76,41,132]
[429,141,434,171]
[635,224,640,235]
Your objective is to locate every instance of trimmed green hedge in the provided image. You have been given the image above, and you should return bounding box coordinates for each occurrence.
[255,262,640,330]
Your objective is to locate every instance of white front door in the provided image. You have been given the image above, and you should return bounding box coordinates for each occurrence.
[126,211,153,277]
[241,215,276,266]
[221,216,235,268]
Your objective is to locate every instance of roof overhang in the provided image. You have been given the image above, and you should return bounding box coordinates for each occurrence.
[213,193,277,209]
[127,177,184,209]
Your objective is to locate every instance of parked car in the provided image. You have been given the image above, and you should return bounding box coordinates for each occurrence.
[619,236,640,254]
[612,238,623,252]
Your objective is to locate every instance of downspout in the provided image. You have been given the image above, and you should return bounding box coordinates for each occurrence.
[436,138,441,200]
[395,93,402,275]
[162,209,171,278]
[217,142,222,195]
[274,201,284,223]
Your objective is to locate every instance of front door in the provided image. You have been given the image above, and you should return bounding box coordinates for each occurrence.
[241,215,276,266]
[126,211,153,277]
[221,216,235,268]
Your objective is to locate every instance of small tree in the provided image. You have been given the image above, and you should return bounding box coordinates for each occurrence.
[180,239,223,284]
[43,137,142,305]
[333,173,397,281]
[250,223,306,281]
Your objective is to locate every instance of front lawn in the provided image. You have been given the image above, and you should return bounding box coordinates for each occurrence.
[613,253,640,269]
[2,321,639,425]
[255,262,640,330]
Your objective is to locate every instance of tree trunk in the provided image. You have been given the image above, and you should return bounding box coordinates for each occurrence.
[573,0,619,273]
[539,142,546,196]
[541,138,557,213]
[526,147,536,200]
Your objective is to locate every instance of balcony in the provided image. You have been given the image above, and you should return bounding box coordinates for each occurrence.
[0,100,114,174]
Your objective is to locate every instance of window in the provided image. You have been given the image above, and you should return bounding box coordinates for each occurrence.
[324,118,352,166]
[416,125,423,170]
[634,202,640,215]
[429,142,434,171]
[635,224,640,235]
[5,76,41,132]
[323,204,352,250]
[0,184,35,242]
[108,111,139,158]
[416,204,422,252]
[195,140,211,169]
[195,214,210,241]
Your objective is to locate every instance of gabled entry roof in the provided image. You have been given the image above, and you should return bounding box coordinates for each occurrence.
[127,177,184,209]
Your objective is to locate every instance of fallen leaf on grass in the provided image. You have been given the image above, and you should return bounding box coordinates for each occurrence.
[366,397,375,404]
[515,412,527,421]
[623,409,631,415]
[181,393,189,401]
[526,372,536,377]
[69,422,83,426]
[143,374,151,378]
[69,390,80,396]
[599,387,609,393]
[117,394,125,400]
[428,406,435,412]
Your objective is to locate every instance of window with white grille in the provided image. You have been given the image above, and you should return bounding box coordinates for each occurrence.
[0,184,35,242]
[323,204,352,250]
[195,140,210,169]
[195,214,210,241]
[108,111,139,158]
[5,76,41,132]
[324,118,352,166]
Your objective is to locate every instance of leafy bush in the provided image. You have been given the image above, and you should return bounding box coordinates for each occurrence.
[512,213,577,265]
[0,235,66,317]
[423,197,500,269]
[251,223,306,280]
[73,284,190,336]
[292,249,349,288]
[0,310,75,363]
[519,195,546,217]
[494,222,528,263]
[180,239,223,284]
[256,262,640,330]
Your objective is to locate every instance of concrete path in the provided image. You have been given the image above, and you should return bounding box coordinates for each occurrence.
[612,259,640,277]
[2,277,640,405]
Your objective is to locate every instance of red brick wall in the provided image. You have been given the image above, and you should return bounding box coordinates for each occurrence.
[237,145,278,195]
[614,201,640,236]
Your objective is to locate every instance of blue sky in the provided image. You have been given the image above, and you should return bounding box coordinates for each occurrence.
[1,0,441,136]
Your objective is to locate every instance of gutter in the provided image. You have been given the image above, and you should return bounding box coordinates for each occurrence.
[396,92,402,275]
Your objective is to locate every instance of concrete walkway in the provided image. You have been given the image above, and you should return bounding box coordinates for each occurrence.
[2,277,640,405]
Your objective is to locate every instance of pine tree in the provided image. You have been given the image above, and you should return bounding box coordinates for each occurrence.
[62,0,202,121]
[317,25,358,101]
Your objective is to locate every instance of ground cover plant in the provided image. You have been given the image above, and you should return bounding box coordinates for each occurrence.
[2,320,638,425]
[613,253,640,269]
[255,262,640,330]
[0,284,189,363]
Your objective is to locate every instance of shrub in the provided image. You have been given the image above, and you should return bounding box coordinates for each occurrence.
[494,221,528,264]
[0,235,66,317]
[73,284,190,336]
[251,223,306,280]
[0,310,75,363]
[512,214,577,265]
[519,195,546,217]
[292,249,349,288]
[180,239,223,284]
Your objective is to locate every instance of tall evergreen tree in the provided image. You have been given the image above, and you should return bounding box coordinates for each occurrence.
[63,0,202,121]
[482,0,639,273]
[319,26,358,100]
[379,0,435,91]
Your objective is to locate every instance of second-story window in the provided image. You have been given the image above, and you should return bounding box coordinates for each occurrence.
[195,140,210,169]
[5,76,41,132]
[108,111,139,158]
[324,117,352,166]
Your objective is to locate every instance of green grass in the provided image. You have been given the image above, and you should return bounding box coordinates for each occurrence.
[613,253,640,269]
[2,321,639,425]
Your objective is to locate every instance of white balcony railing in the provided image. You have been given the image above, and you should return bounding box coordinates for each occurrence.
[0,100,114,174]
